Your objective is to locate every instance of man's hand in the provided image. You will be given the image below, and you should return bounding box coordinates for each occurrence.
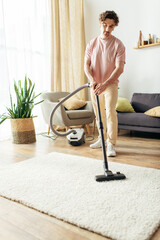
[93,82,107,95]
[90,80,97,91]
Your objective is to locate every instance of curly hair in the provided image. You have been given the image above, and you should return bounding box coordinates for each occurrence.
[99,10,119,26]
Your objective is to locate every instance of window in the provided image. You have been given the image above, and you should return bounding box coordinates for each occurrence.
[0,0,50,139]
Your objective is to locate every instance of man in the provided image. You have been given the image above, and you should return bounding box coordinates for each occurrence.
[84,10,125,157]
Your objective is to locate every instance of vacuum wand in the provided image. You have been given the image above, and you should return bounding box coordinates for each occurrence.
[95,93,126,182]
[95,94,108,172]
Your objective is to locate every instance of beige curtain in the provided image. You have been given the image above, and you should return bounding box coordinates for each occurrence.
[49,0,87,99]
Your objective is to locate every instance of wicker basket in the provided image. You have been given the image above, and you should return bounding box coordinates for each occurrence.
[10,118,36,144]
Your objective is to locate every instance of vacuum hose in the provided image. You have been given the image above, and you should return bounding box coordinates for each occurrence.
[50,83,90,137]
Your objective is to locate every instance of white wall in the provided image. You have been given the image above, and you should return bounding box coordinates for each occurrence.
[83,0,160,100]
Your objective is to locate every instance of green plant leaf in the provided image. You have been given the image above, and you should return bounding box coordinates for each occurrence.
[28,83,35,102]
[0,115,8,124]
[24,75,28,98]
[10,93,13,111]
[34,99,44,105]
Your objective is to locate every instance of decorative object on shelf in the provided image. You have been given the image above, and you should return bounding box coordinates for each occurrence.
[0,75,43,144]
[138,30,142,47]
[142,40,148,46]
[156,38,160,43]
[148,34,153,44]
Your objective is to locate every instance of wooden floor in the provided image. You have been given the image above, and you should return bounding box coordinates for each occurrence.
[0,129,160,240]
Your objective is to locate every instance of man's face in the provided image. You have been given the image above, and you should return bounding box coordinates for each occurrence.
[100,18,116,39]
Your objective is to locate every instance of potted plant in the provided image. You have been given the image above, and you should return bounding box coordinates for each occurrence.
[0,75,43,144]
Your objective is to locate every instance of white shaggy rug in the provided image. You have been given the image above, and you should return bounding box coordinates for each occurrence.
[0,152,160,240]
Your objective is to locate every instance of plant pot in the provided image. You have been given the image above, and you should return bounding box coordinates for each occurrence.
[10,118,36,144]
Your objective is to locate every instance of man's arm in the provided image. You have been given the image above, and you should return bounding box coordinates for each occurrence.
[84,58,97,90]
[94,61,124,95]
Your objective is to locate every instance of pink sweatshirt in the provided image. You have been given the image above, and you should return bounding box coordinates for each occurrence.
[85,35,125,85]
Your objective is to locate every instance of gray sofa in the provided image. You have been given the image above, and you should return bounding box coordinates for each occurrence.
[118,93,160,133]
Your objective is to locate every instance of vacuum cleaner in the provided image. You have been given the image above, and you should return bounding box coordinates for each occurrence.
[66,128,85,146]
[50,83,126,182]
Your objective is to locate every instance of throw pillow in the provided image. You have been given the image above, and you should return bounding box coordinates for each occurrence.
[144,106,160,117]
[59,95,86,110]
[116,97,135,113]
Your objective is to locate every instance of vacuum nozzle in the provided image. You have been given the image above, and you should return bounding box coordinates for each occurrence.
[95,170,126,182]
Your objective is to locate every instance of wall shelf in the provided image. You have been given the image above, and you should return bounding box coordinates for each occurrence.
[134,42,160,49]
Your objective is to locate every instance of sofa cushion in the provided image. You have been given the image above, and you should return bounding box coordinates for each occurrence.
[118,112,160,128]
[131,93,160,112]
[144,106,160,117]
[67,110,93,119]
[116,97,135,112]
[59,95,86,110]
